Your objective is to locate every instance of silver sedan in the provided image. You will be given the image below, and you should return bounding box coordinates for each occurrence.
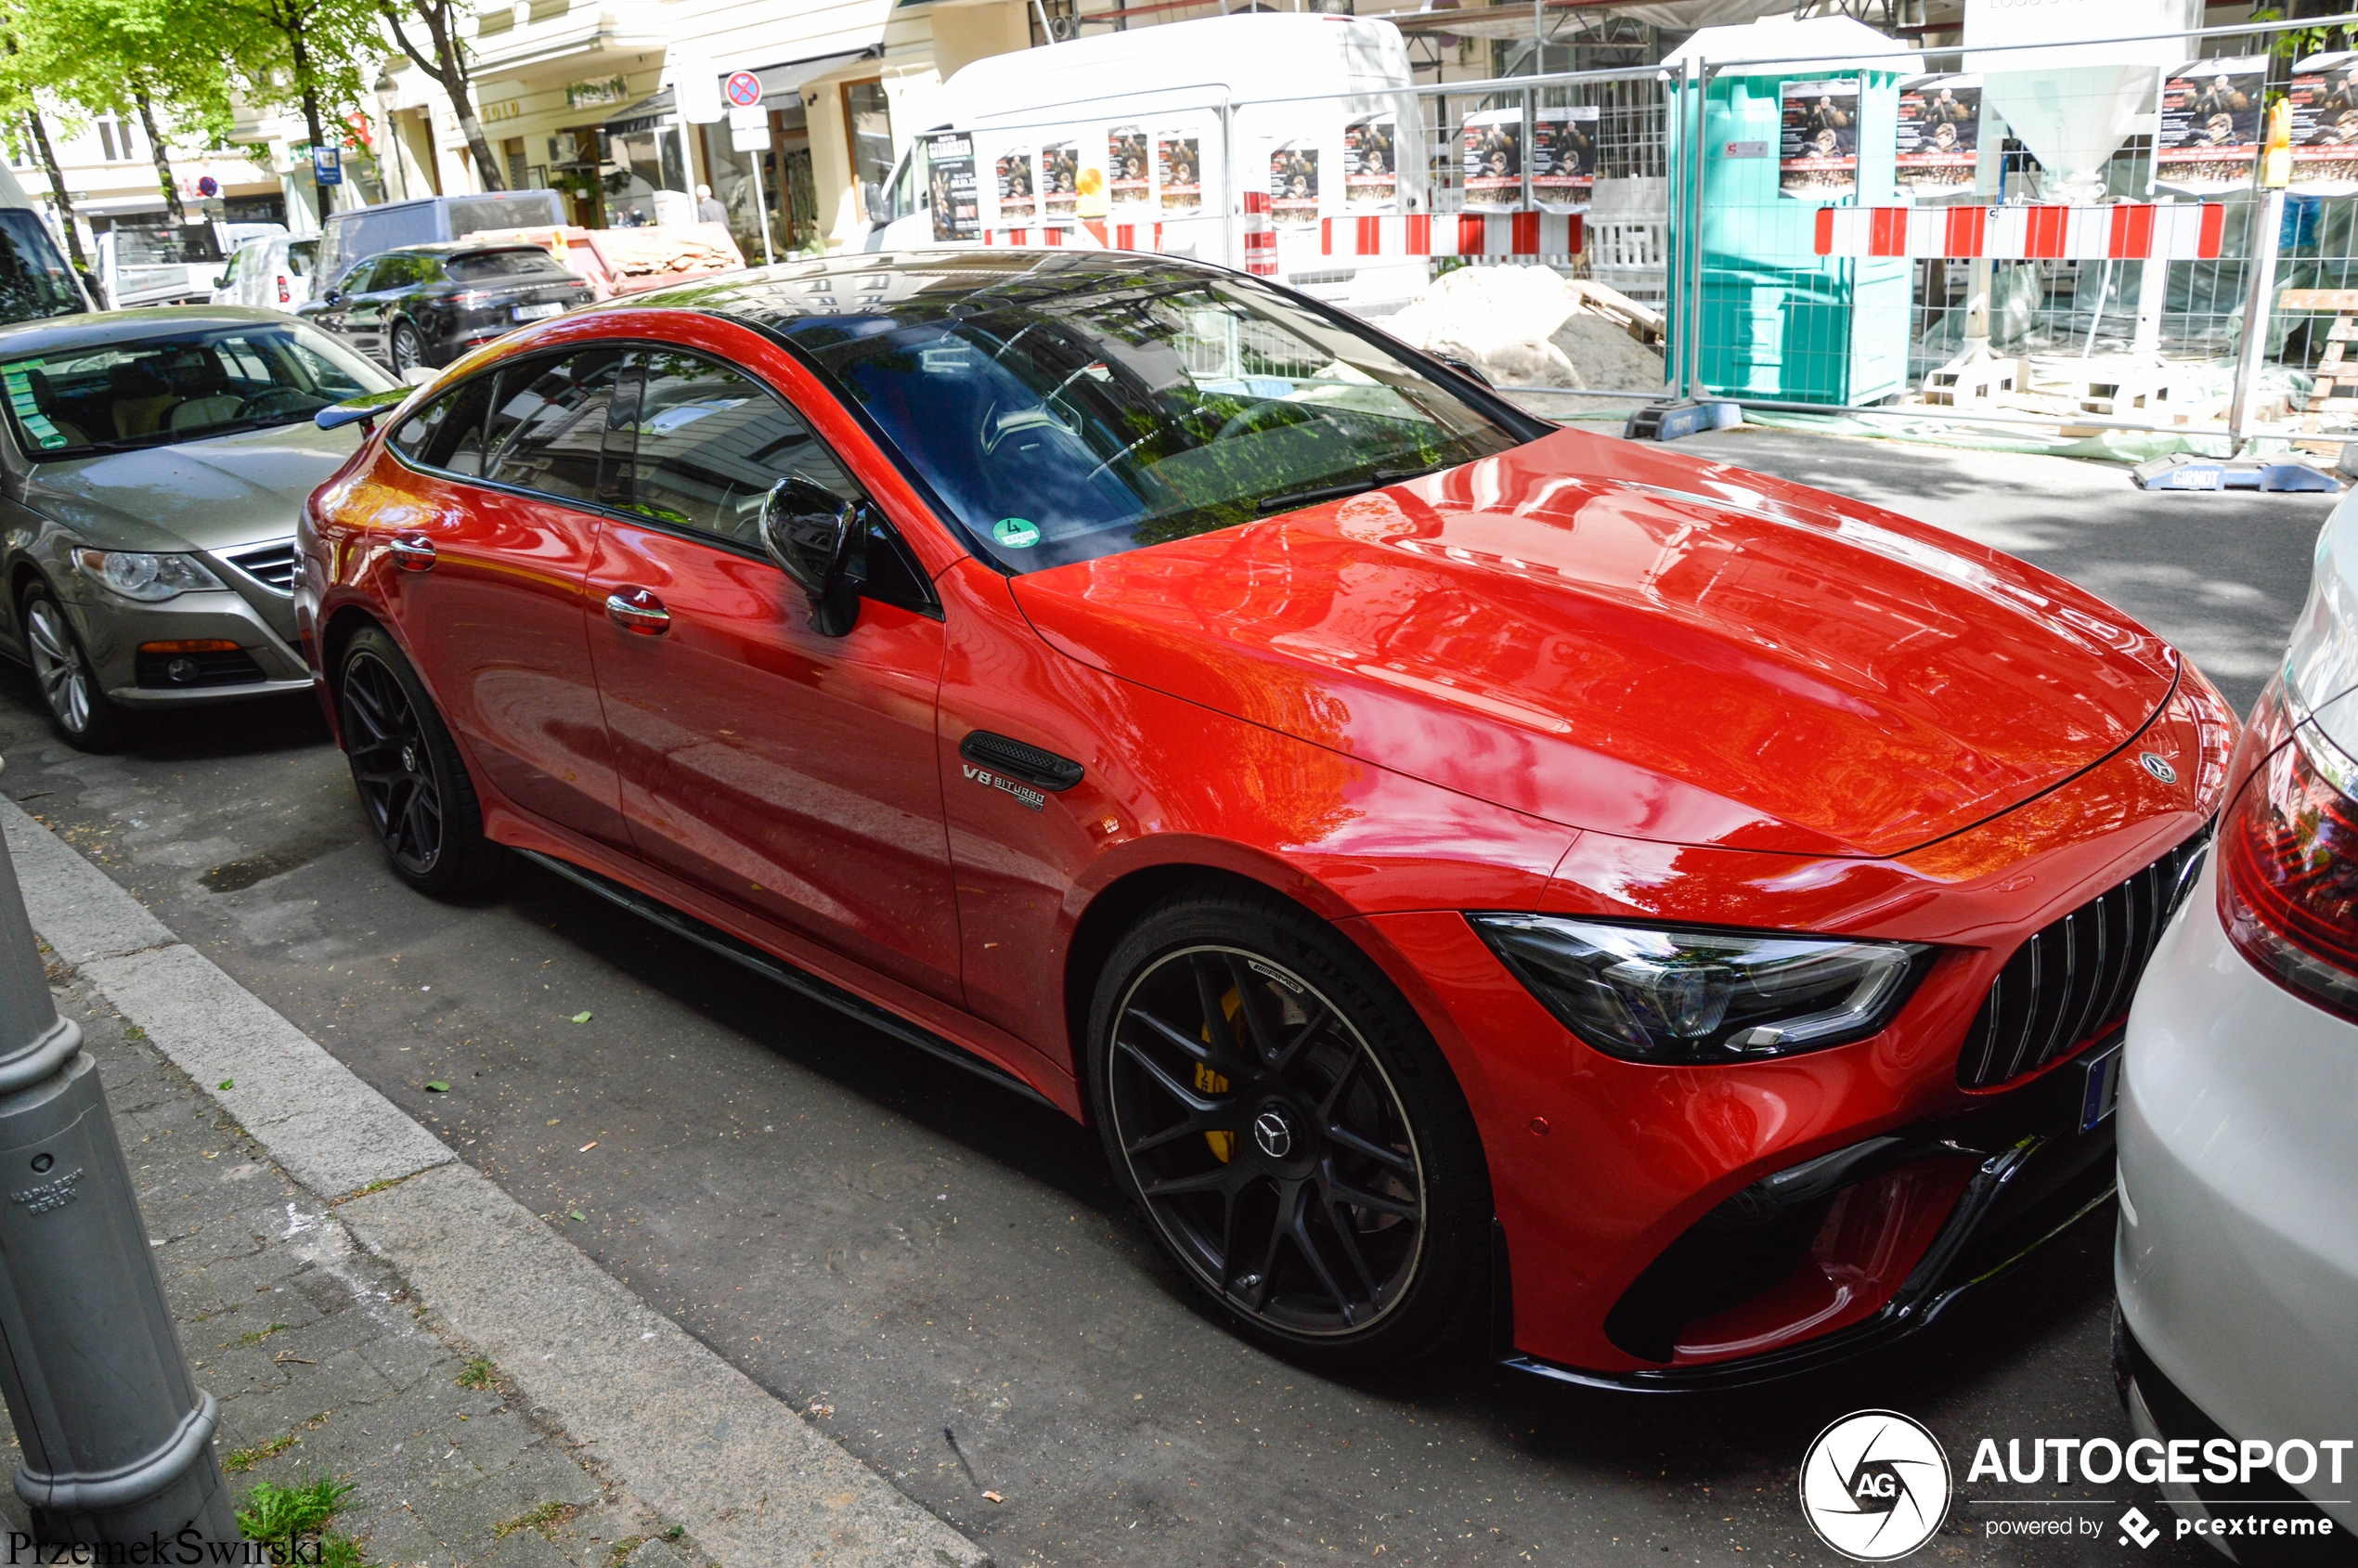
[0,305,397,748]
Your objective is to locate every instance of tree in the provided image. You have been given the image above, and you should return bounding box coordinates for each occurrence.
[221,0,380,213]
[18,109,87,274]
[0,21,89,275]
[379,0,501,190]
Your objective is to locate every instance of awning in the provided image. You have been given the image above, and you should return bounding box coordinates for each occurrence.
[605,86,676,136]
[723,45,882,110]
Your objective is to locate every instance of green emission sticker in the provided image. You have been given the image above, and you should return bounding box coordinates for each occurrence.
[992,517,1041,549]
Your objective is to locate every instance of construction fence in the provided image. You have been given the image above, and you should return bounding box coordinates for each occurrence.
[938,9,2358,445]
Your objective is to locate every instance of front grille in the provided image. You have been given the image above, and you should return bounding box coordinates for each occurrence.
[226,538,298,593]
[1957,825,2213,1089]
[136,647,266,688]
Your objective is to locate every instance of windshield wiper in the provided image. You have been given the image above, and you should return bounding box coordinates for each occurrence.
[1257,466,1437,513]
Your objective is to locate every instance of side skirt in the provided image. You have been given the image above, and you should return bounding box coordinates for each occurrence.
[515,848,1055,1109]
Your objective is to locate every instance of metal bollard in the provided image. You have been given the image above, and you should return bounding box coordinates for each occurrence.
[0,827,238,1547]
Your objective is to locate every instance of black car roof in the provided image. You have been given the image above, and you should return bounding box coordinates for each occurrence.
[604,250,1230,330]
[0,305,311,358]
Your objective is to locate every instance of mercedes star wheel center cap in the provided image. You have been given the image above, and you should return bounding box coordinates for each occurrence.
[1253,1106,1296,1160]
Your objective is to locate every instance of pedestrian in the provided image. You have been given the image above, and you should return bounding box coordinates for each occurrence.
[694,183,728,225]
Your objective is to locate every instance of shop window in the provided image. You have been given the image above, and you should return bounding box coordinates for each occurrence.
[842,81,894,221]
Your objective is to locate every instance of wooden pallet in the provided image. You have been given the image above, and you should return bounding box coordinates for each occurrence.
[2281,289,2358,433]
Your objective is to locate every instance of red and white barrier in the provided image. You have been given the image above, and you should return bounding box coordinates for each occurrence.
[981,223,1157,249]
[1813,202,2225,262]
[1242,189,1277,276]
[1320,212,1586,260]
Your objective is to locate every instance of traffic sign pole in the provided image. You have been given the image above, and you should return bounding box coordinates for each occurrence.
[723,74,774,266]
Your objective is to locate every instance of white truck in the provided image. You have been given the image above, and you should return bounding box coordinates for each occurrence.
[859,12,1429,314]
[97,218,286,310]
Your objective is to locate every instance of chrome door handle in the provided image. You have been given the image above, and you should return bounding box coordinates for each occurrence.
[605,587,670,635]
[388,533,435,571]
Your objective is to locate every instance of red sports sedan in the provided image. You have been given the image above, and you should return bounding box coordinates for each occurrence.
[296,252,2233,1388]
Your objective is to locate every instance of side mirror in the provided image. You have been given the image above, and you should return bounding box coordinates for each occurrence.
[321,288,343,307]
[758,474,863,636]
[214,274,231,290]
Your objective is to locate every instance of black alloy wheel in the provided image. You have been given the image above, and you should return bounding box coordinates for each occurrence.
[1093,889,1490,1367]
[389,321,425,375]
[338,627,505,894]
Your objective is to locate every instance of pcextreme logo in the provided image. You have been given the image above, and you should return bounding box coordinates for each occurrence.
[1798,1410,1953,1562]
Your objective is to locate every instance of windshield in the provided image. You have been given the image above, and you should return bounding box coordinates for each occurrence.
[0,321,395,459]
[782,265,1524,572]
[448,248,567,282]
[0,212,85,323]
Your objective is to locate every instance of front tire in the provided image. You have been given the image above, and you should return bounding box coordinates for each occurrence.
[20,583,137,751]
[338,626,506,894]
[1088,886,1493,1370]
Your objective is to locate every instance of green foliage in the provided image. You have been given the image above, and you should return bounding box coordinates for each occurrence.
[455,1355,495,1390]
[222,1434,297,1474]
[2252,8,2352,64]
[236,1475,356,1543]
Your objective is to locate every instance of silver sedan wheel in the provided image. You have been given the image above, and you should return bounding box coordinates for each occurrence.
[25,597,92,734]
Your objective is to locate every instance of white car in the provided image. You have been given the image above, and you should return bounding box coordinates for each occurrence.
[2116,496,2358,1554]
[211,232,318,312]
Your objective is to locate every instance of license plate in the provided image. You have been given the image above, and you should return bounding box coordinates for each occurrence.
[512,302,564,321]
[2079,1041,2124,1132]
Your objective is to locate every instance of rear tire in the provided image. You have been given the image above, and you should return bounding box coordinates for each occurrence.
[19,582,139,752]
[1088,884,1493,1371]
[338,625,507,895]
[389,321,425,375]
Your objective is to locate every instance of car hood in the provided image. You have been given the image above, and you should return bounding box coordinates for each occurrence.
[25,419,362,553]
[1010,427,2180,860]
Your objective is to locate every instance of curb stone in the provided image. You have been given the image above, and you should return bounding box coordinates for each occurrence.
[0,796,988,1568]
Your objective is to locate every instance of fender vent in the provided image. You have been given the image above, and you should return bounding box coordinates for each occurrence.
[958,731,1082,792]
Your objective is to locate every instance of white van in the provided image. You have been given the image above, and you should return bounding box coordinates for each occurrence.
[0,162,90,322]
[212,231,320,312]
[860,12,1429,312]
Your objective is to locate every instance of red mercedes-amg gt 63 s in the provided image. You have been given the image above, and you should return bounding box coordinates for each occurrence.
[298,252,2233,1388]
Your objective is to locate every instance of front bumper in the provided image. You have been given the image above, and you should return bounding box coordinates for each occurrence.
[57,583,310,707]
[2116,856,2358,1537]
[1500,1054,2120,1391]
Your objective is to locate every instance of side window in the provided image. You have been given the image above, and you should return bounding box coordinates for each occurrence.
[616,350,854,549]
[614,349,932,613]
[337,259,378,296]
[482,349,628,505]
[389,376,494,476]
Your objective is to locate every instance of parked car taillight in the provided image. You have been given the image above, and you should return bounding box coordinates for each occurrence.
[2218,676,2358,1019]
[277,273,290,304]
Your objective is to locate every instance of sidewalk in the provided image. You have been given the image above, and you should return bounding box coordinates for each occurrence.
[1,798,986,1568]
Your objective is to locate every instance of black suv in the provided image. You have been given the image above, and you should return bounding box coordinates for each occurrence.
[298,241,593,373]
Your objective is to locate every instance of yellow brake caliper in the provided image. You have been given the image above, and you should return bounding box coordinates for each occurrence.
[1197,987,1245,1162]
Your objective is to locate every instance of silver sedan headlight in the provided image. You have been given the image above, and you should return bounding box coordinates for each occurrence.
[71,548,227,602]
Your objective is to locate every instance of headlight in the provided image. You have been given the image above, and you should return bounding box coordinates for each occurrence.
[72,548,227,602]
[1469,914,1931,1064]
